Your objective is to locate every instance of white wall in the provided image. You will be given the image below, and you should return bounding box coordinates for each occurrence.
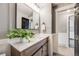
[39,3,53,55]
[56,11,68,33]
[9,3,15,30]
[0,4,9,38]
[0,3,15,56]
[0,3,15,38]
[40,3,52,34]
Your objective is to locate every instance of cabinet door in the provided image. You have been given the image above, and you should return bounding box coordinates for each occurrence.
[42,43,48,56]
[33,48,42,56]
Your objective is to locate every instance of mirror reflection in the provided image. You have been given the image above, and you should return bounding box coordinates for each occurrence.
[16,3,40,33]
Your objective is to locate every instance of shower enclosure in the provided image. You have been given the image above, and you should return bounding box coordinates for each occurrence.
[56,3,79,56]
[56,5,75,56]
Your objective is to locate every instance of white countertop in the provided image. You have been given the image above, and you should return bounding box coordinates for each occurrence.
[9,34,49,52]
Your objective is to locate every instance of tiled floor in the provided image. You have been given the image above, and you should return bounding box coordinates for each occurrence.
[58,46,74,56]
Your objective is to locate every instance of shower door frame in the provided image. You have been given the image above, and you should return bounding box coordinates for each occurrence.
[68,14,75,48]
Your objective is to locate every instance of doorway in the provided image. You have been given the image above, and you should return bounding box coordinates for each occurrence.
[56,8,74,56]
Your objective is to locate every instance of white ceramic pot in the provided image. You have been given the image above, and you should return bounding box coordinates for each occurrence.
[9,38,30,44]
[22,38,29,43]
[9,38,22,44]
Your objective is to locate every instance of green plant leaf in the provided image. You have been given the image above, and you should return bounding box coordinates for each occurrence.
[7,29,34,40]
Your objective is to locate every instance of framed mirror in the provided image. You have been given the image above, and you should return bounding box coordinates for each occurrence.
[15,3,40,33]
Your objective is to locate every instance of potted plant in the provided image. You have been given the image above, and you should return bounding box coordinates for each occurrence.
[7,29,34,43]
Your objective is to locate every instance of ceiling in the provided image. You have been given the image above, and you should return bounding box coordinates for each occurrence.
[36,3,74,8]
[36,3,49,8]
[55,3,74,7]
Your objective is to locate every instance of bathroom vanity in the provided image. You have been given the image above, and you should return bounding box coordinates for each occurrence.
[10,34,49,56]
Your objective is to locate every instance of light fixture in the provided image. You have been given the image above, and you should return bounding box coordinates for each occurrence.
[66,10,71,12]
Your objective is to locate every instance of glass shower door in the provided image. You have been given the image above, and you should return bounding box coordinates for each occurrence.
[68,15,74,48]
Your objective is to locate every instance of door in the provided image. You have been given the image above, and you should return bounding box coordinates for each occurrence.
[74,13,79,56]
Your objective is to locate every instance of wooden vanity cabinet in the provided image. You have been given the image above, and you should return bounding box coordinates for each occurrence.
[11,37,48,56]
[42,43,48,56]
